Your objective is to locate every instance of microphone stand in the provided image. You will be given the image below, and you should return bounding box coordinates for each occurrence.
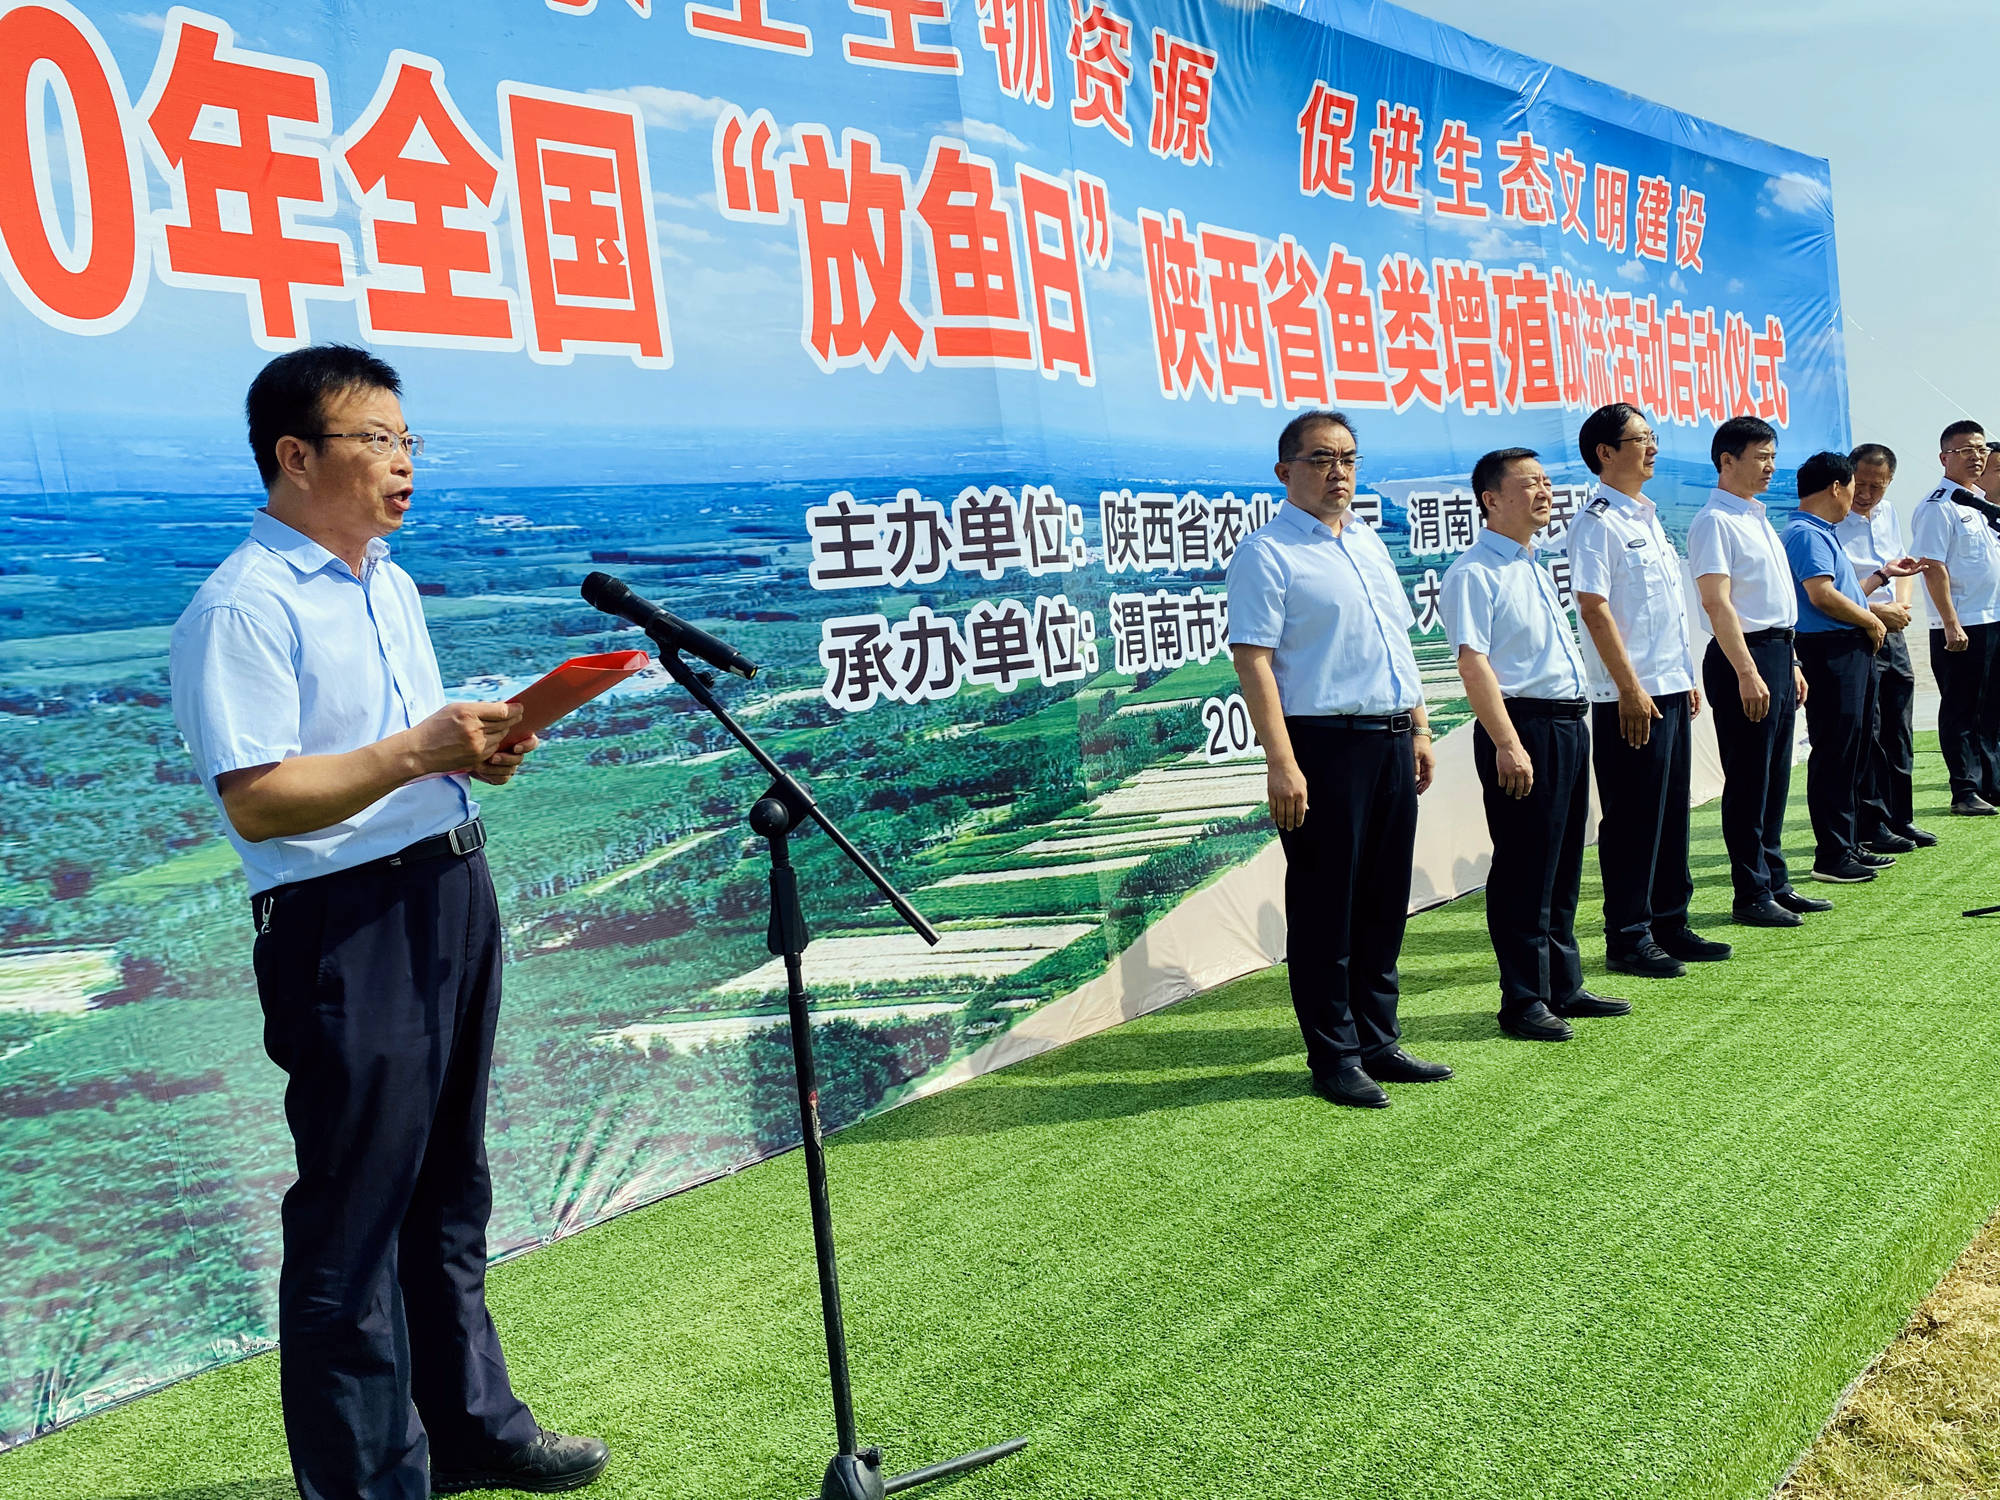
[647,639,1029,1499]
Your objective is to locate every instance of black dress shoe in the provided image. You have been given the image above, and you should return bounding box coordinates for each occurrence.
[1893,824,1939,847]
[1499,1002,1573,1041]
[1864,830,1916,854]
[1856,850,1896,869]
[1552,990,1631,1018]
[1313,1065,1388,1108]
[1605,940,1685,978]
[1950,795,1997,816]
[1811,857,1877,883]
[1772,888,1833,914]
[1732,897,1802,928]
[433,1430,611,1494]
[1367,1046,1454,1082]
[1655,926,1732,962]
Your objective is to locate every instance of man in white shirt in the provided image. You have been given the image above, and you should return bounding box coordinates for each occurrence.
[1910,420,2000,814]
[1688,415,1822,928]
[1839,443,1934,850]
[1566,403,1731,978]
[1441,447,1630,1042]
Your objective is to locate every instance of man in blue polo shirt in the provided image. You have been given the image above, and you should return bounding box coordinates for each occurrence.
[170,346,608,1500]
[1227,409,1453,1108]
[1782,450,1924,884]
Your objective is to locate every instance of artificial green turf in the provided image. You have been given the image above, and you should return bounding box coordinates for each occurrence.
[7,736,2000,1500]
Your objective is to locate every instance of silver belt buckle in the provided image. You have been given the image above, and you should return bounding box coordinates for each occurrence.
[447,820,483,856]
[1387,711,1414,733]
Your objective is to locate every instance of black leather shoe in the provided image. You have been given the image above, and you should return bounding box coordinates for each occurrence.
[1772,888,1833,914]
[1811,857,1877,883]
[1553,990,1631,1017]
[1950,795,1997,816]
[1732,897,1802,928]
[1856,850,1896,869]
[1605,941,1685,978]
[1892,824,1939,847]
[1366,1046,1454,1082]
[1314,1065,1389,1108]
[1865,830,1916,854]
[1499,1002,1573,1041]
[433,1430,611,1494]
[1656,927,1732,962]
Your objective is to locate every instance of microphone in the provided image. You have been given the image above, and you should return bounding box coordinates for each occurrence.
[581,572,759,679]
[1951,487,2000,532]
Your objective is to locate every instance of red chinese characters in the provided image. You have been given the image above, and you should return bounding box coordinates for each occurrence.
[1321,245,1389,407]
[0,2,147,332]
[139,12,348,347]
[1633,173,1671,263]
[1751,314,1788,424]
[1262,236,1327,407]
[784,126,922,372]
[1016,165,1095,381]
[1376,251,1442,411]
[1432,259,1499,413]
[1297,81,1358,200]
[1430,118,1486,220]
[713,105,784,222]
[845,0,961,72]
[1495,131,1554,225]
[1147,28,1217,166]
[1066,0,1134,144]
[1592,163,1628,254]
[499,84,670,367]
[1490,265,1562,409]
[1675,186,1706,272]
[1201,225,1271,403]
[1554,148,1589,242]
[915,141,1031,365]
[340,54,514,348]
[1139,207,1213,398]
[978,0,1053,106]
[1366,101,1423,212]
[684,0,812,53]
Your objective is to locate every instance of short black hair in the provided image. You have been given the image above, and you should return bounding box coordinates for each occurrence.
[1471,448,1538,516]
[1711,415,1777,469]
[1796,450,1855,499]
[1277,409,1357,463]
[1849,442,1897,474]
[1941,418,1986,450]
[1578,403,1645,476]
[246,344,403,488]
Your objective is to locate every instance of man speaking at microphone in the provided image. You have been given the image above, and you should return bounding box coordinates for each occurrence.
[169,346,608,1500]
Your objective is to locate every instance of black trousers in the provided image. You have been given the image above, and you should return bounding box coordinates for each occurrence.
[1796,629,1877,867]
[252,848,537,1500]
[1931,621,2000,802]
[1859,629,1916,838]
[1275,721,1417,1077]
[1591,690,1694,953]
[1701,635,1797,903]
[1475,705,1588,1016]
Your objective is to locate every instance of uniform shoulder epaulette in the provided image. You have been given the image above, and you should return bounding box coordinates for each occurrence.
[1584,496,1611,516]
[1925,483,1951,502]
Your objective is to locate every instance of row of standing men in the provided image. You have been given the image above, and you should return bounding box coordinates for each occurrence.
[1223,402,2000,1109]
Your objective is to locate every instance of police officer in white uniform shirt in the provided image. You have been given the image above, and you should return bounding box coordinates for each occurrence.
[1441,447,1630,1043]
[1566,403,1732,978]
[1910,420,2000,814]
[1839,442,1934,850]
[1688,415,1823,928]
[1227,409,1454,1109]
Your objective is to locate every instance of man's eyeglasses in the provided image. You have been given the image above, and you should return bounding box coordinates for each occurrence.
[315,431,425,458]
[1613,431,1659,448]
[1289,450,1362,472]
[1945,443,1990,459]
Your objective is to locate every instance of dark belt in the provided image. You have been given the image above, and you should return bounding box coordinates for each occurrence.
[1285,711,1416,733]
[383,817,487,867]
[1502,697,1588,719]
[1742,627,1796,645]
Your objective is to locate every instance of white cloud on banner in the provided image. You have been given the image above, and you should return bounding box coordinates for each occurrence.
[591,85,729,130]
[943,118,1032,153]
[1762,171,1825,216]
[1617,257,1646,282]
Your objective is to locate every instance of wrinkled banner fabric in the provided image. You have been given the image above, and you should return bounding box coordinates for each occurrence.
[0,0,1842,1445]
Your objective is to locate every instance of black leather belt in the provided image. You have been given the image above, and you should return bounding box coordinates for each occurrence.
[1503,697,1588,719]
[1743,627,1796,645]
[1286,712,1416,733]
[384,817,486,867]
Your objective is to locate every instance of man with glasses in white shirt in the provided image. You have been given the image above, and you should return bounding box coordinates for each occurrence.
[1228,409,1454,1109]
[1566,404,1731,979]
[1911,420,2000,815]
[1839,443,1935,851]
[1688,415,1824,928]
[1442,447,1630,1042]
[169,346,609,1499]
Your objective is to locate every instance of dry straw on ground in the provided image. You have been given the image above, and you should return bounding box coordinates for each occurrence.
[1782,1208,2000,1499]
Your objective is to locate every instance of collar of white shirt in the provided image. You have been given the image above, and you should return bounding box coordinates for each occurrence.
[1593,480,1657,519]
[250,509,390,578]
[1470,528,1532,563]
[1274,499,1339,539]
[1704,486,1769,518]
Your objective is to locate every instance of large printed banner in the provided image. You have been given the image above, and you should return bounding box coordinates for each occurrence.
[0,0,1843,1446]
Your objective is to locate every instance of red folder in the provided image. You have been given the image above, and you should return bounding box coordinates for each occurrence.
[502,651,651,748]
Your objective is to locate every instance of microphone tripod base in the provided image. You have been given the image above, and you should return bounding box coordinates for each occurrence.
[819,1439,1029,1499]
[1965,903,2000,917]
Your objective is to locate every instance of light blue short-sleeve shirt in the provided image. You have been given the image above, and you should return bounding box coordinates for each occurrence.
[1439,529,1587,700]
[1686,488,1799,632]
[1835,498,1902,605]
[1562,481,1696,702]
[169,511,475,895]
[1909,478,2000,627]
[1225,501,1422,716]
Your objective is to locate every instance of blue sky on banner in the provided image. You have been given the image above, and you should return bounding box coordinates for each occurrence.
[0,0,1840,493]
